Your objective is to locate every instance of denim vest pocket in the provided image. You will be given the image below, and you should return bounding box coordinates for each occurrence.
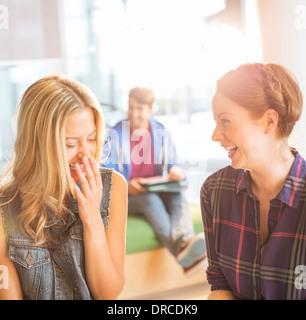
[9,242,52,298]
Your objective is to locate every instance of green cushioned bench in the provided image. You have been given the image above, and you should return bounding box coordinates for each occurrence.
[126,204,203,254]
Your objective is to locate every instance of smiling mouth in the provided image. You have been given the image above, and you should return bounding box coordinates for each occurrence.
[69,163,85,171]
[225,145,238,157]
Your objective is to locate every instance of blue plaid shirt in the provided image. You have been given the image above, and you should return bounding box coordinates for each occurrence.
[201,150,306,300]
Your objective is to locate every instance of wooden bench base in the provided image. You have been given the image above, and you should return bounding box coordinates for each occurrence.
[118,247,207,300]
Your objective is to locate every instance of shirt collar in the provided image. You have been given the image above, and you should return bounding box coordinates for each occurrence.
[44,197,78,228]
[236,150,306,209]
[236,169,253,198]
[277,150,306,208]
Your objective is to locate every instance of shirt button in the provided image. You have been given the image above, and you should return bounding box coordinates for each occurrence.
[269,221,275,228]
[74,286,79,292]
[57,248,63,254]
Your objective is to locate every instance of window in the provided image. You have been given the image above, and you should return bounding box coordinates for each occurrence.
[1,0,261,204]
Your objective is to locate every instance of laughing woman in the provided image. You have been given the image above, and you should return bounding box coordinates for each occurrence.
[0,75,127,300]
[201,63,306,300]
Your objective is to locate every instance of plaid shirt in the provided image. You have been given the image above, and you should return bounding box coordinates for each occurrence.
[200,150,306,300]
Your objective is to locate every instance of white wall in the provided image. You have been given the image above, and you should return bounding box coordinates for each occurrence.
[0,0,61,61]
[256,0,306,157]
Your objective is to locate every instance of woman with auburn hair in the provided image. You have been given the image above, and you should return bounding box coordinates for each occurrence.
[201,63,306,300]
[0,75,127,300]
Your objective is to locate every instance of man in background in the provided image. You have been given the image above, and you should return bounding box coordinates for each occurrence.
[103,87,206,276]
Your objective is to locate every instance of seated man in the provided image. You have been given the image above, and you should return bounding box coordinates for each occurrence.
[103,87,206,276]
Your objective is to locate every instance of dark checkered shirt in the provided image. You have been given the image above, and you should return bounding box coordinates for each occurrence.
[201,150,306,300]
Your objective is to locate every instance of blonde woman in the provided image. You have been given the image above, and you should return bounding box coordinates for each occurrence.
[0,75,127,300]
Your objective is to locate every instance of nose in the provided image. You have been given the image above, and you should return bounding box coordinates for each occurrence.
[76,144,92,161]
[129,109,138,119]
[211,125,224,142]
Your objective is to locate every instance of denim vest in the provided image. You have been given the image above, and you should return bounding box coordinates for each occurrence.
[1,168,113,300]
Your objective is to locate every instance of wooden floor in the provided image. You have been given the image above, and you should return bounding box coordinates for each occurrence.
[134,283,210,300]
[118,247,210,300]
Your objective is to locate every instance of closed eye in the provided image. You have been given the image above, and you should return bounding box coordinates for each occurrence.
[221,119,230,125]
[66,144,77,149]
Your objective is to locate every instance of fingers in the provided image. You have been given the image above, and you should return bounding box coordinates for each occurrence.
[71,161,102,222]
[73,156,102,196]
[167,172,180,181]
[82,155,102,186]
[74,162,91,196]
[71,176,84,200]
[128,179,146,195]
[82,156,96,188]
[168,166,184,181]
[135,177,147,184]
[88,156,102,187]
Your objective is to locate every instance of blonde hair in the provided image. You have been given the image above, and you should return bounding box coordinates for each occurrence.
[0,74,106,244]
[216,63,303,137]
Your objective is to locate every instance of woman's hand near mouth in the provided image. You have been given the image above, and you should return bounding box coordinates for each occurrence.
[71,155,103,225]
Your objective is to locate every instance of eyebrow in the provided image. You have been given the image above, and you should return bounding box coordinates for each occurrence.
[65,129,97,140]
[218,112,233,117]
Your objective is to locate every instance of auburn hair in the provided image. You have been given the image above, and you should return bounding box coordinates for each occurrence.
[216,63,303,137]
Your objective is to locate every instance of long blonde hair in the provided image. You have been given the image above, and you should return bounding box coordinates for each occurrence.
[0,74,106,244]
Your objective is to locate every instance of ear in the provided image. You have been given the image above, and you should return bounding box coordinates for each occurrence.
[264,108,279,134]
[148,104,153,114]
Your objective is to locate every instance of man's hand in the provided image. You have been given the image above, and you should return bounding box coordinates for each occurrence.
[167,166,184,182]
[128,178,147,195]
